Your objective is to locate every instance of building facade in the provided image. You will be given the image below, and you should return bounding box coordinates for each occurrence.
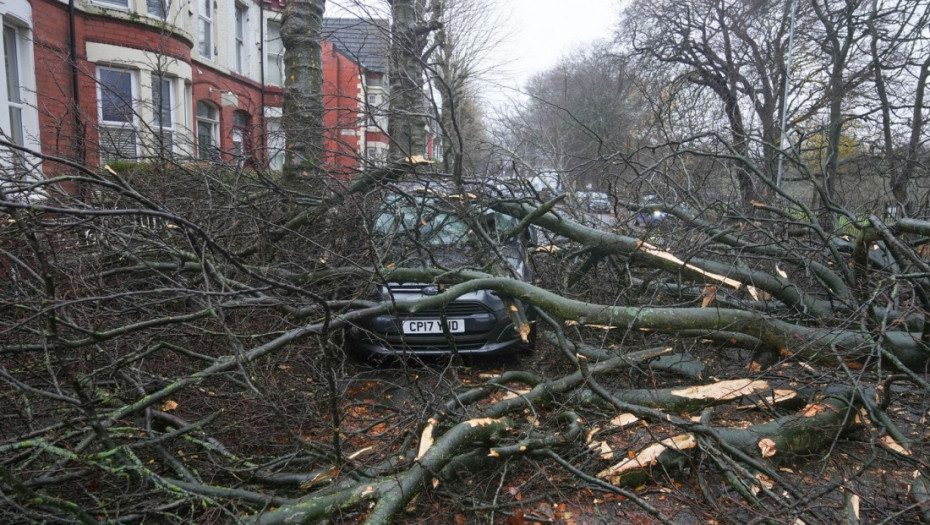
[4,0,392,179]
[1,1,42,178]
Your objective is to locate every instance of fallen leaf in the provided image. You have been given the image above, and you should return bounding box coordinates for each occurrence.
[501,388,531,400]
[507,508,527,525]
[755,474,774,489]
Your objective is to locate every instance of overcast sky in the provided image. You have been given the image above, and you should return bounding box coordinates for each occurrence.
[492,0,620,92]
[326,0,623,104]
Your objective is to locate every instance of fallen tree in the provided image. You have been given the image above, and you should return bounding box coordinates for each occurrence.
[2,162,929,524]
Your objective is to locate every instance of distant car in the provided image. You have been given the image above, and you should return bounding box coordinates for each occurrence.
[587,198,611,213]
[633,194,668,227]
[634,208,668,227]
[346,185,534,357]
[574,191,611,214]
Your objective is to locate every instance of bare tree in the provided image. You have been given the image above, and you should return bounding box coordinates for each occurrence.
[426,0,505,177]
[502,44,644,193]
[867,0,930,214]
[622,0,801,206]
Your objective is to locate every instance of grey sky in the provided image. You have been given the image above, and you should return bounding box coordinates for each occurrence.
[496,0,620,89]
[327,0,622,103]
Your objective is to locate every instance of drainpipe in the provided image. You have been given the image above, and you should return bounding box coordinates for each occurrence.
[68,0,86,166]
[259,1,267,166]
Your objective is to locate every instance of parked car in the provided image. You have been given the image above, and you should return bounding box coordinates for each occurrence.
[346,185,535,357]
[574,191,611,214]
[634,208,668,227]
[633,194,668,227]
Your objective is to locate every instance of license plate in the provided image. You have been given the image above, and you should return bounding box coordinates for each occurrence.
[402,319,465,334]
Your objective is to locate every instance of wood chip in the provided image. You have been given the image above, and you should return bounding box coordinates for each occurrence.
[758,438,777,458]
[670,379,770,401]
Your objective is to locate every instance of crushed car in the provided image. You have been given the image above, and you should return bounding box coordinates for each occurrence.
[345,183,535,358]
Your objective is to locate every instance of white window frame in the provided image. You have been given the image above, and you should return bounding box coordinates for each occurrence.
[1,11,41,185]
[234,3,247,74]
[366,144,385,167]
[147,0,167,19]
[265,19,284,86]
[97,66,139,162]
[265,106,284,170]
[366,94,379,128]
[196,100,219,161]
[198,0,214,60]
[231,109,249,166]
[366,92,387,130]
[98,66,137,126]
[151,73,174,155]
[3,24,25,150]
[93,0,130,10]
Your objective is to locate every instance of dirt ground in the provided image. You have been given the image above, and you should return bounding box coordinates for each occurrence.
[325,339,930,525]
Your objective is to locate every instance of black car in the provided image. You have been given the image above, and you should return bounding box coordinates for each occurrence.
[346,185,534,357]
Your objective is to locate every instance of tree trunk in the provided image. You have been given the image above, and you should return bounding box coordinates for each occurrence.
[388,0,439,162]
[281,0,326,187]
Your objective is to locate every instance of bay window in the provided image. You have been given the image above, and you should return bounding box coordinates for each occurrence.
[97,67,138,162]
[151,73,174,156]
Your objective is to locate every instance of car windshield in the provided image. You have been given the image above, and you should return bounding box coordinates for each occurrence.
[372,192,521,265]
[374,205,469,248]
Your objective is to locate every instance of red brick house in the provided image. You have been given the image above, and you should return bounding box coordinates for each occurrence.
[1,0,393,178]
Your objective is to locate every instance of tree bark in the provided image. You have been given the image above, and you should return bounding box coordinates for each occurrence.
[388,0,440,162]
[281,0,326,186]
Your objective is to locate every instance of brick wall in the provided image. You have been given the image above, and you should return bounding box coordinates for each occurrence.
[30,0,369,174]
